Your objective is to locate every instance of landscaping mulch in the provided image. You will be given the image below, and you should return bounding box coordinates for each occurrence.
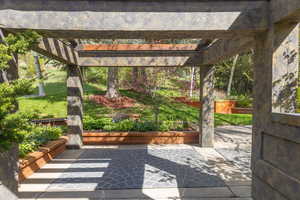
[89,95,136,109]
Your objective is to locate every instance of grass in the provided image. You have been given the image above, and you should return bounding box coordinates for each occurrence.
[18,79,253,127]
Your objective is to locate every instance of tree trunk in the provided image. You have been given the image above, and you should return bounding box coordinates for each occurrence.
[33,53,46,96]
[189,66,195,97]
[227,55,239,97]
[131,67,138,89]
[105,67,120,99]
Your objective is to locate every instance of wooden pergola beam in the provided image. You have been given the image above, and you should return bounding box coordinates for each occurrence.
[272,0,300,23]
[197,37,254,65]
[0,0,268,39]
[32,38,78,65]
[78,43,207,67]
[80,44,203,56]
[77,38,252,67]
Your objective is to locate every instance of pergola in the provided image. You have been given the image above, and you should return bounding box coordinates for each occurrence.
[1,0,300,199]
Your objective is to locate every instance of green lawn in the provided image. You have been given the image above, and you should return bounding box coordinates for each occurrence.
[19,80,252,127]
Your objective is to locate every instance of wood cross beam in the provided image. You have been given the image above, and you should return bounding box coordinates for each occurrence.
[0,0,268,39]
[77,38,252,67]
[32,38,79,65]
[78,44,202,67]
[272,0,300,23]
[197,37,254,65]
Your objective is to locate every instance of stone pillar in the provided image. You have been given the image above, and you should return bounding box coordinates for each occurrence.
[67,65,83,149]
[0,144,19,200]
[199,65,215,147]
[252,23,299,168]
[252,23,299,200]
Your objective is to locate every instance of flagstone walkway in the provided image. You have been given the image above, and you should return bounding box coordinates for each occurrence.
[18,126,252,200]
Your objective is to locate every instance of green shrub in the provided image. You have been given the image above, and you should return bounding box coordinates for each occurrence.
[83,116,189,132]
[297,88,300,113]
[83,116,113,130]
[19,125,63,158]
[236,95,253,108]
[133,121,158,132]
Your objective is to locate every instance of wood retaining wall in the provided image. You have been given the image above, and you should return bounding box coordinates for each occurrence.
[19,136,68,182]
[83,131,199,145]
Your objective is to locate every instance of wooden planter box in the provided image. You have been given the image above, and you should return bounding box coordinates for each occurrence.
[214,100,236,114]
[19,136,68,182]
[231,107,253,114]
[83,131,199,145]
[174,97,236,114]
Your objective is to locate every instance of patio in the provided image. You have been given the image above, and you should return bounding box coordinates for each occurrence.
[18,126,252,200]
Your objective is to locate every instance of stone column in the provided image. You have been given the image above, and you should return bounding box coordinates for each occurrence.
[252,23,299,167]
[199,65,215,147]
[67,65,83,149]
[0,144,19,200]
[252,23,299,200]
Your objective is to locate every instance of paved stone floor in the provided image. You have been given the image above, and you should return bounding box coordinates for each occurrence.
[18,126,252,200]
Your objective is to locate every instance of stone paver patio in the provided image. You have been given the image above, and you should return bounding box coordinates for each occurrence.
[18,126,252,200]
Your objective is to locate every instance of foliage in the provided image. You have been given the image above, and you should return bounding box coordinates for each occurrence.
[19,125,63,158]
[0,31,40,151]
[0,31,40,70]
[85,67,107,85]
[0,80,34,118]
[215,52,253,96]
[83,116,112,130]
[236,95,253,108]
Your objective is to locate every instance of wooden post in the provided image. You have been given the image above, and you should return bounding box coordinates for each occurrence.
[67,65,83,149]
[252,23,299,200]
[199,65,215,147]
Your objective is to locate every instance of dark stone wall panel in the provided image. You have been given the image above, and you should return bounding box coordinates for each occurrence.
[262,133,300,180]
[255,160,300,200]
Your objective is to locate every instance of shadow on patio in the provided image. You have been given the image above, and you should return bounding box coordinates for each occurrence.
[18,143,251,199]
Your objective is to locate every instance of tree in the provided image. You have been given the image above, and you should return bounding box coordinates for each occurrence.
[33,52,46,96]
[0,30,38,198]
[189,66,195,97]
[227,54,239,97]
[105,67,120,98]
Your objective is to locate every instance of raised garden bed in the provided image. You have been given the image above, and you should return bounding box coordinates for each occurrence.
[173,97,236,114]
[83,131,199,145]
[19,136,68,182]
[214,100,236,114]
[231,107,253,114]
[89,95,136,109]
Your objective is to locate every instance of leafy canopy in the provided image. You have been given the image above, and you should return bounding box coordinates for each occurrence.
[0,31,39,151]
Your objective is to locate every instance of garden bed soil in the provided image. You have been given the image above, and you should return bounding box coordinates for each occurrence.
[89,95,136,109]
[19,136,68,182]
[83,131,199,145]
[231,107,253,114]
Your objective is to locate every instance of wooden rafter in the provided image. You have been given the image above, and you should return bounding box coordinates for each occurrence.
[32,38,78,65]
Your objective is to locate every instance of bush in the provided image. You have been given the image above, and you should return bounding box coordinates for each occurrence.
[83,116,188,132]
[132,121,158,132]
[0,110,63,157]
[19,125,63,158]
[83,116,113,130]
[236,95,253,108]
